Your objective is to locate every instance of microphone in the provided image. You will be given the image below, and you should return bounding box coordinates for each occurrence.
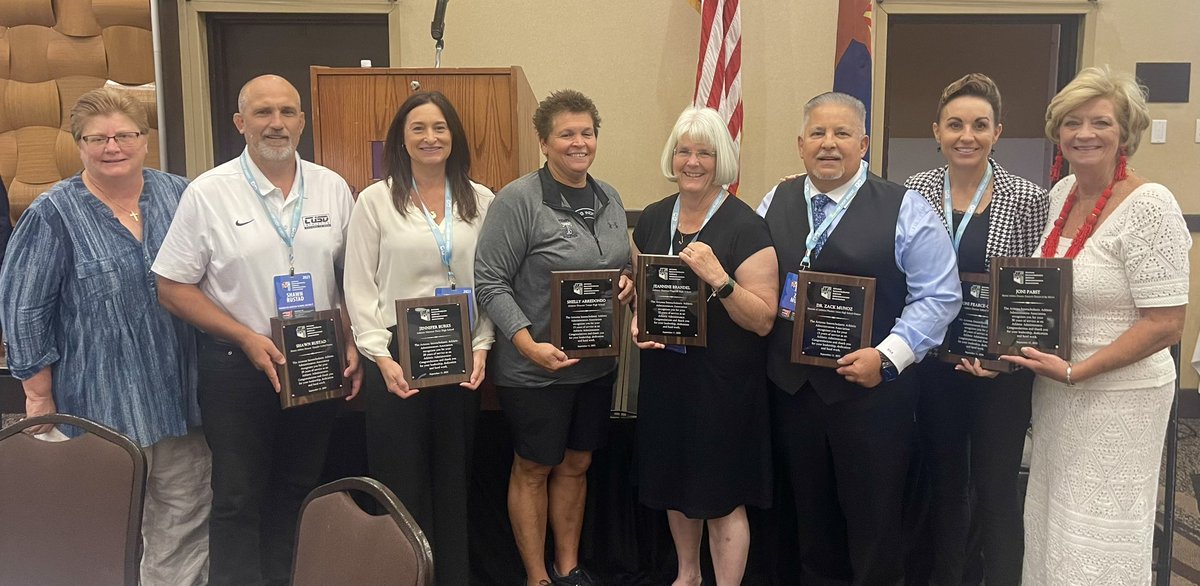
[431,0,450,41]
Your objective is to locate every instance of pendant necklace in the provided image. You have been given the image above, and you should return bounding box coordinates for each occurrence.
[87,172,142,222]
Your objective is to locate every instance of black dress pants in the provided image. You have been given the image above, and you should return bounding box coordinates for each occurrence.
[914,361,1032,586]
[362,355,480,586]
[771,380,916,586]
[197,336,338,586]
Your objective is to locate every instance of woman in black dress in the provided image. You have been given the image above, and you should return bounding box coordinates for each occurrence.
[632,106,778,586]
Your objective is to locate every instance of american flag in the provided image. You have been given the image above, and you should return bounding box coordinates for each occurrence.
[692,0,742,194]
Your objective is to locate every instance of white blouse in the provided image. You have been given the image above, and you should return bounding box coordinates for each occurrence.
[344,178,496,361]
[1036,177,1190,390]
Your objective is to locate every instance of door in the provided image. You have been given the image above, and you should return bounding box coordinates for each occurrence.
[206,13,391,165]
[882,14,1081,187]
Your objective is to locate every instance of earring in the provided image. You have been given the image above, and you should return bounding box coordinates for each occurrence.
[1049,146,1064,183]
[1115,149,1128,181]
[936,144,941,153]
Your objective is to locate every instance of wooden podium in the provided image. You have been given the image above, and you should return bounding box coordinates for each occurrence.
[309,66,540,196]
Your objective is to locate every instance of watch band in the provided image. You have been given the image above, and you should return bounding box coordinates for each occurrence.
[714,276,736,299]
[876,349,899,382]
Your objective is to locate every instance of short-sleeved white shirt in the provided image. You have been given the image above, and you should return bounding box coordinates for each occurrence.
[152,148,353,337]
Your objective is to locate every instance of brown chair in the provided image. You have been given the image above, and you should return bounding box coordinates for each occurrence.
[0,413,147,586]
[291,476,434,586]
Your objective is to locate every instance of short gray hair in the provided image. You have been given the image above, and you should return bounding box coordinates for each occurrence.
[660,106,739,185]
[801,92,867,135]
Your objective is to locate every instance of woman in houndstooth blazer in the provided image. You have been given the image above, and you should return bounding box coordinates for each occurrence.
[904,73,1047,586]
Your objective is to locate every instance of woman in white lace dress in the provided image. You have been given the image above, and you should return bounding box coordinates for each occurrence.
[1002,66,1190,584]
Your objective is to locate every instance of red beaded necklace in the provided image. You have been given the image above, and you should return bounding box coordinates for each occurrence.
[1040,162,1127,259]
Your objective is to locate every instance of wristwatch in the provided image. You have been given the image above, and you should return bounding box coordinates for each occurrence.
[877,350,899,383]
[714,276,736,299]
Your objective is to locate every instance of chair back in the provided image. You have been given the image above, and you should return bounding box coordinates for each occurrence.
[0,414,147,586]
[292,476,434,586]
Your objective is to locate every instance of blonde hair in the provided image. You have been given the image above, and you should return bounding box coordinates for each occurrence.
[659,107,739,185]
[69,87,150,141]
[1045,66,1150,156]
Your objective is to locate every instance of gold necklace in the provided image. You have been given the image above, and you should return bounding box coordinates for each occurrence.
[86,172,142,222]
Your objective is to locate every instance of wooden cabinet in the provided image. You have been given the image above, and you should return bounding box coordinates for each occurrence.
[309,66,540,196]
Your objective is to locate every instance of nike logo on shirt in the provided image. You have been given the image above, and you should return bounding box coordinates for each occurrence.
[235,219,254,226]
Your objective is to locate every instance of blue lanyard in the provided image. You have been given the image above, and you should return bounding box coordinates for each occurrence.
[800,160,868,269]
[413,179,456,288]
[241,152,305,274]
[668,189,727,255]
[942,163,993,253]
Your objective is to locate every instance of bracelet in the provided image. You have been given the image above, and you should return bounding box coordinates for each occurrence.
[1065,362,1074,386]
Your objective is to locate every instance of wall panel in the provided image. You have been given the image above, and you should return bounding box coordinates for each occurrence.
[0,0,158,223]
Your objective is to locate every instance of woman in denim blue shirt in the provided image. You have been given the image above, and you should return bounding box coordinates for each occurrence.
[0,88,211,586]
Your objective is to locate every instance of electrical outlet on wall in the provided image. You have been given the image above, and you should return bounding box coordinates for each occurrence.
[1151,120,1167,144]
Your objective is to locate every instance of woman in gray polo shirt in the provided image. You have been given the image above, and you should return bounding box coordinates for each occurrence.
[475,89,633,586]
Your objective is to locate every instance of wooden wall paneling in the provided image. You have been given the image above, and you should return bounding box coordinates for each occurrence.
[6,25,54,83]
[46,32,107,79]
[0,131,16,181]
[15,126,65,184]
[0,0,55,28]
[52,0,101,38]
[0,28,10,79]
[0,80,12,134]
[4,79,61,130]
[54,75,106,130]
[8,179,57,218]
[102,26,155,85]
[53,127,81,178]
[92,0,152,29]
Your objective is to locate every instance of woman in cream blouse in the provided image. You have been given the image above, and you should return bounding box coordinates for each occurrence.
[343,91,494,586]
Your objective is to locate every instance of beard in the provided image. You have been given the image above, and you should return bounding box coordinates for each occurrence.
[251,136,296,162]
[810,165,847,182]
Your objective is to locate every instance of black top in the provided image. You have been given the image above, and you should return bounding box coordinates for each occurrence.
[633,192,774,517]
[951,206,991,274]
[555,180,596,229]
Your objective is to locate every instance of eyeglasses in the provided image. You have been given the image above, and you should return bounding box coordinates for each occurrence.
[673,148,716,161]
[80,132,144,148]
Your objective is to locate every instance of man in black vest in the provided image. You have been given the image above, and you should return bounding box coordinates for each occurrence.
[757,92,960,584]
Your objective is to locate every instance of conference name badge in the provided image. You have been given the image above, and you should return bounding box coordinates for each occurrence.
[274,273,317,319]
[435,286,476,329]
[778,272,799,321]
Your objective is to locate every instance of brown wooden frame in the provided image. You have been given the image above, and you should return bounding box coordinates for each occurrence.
[635,254,708,347]
[988,257,1073,361]
[395,294,473,388]
[550,270,622,359]
[790,271,876,367]
[272,310,349,409]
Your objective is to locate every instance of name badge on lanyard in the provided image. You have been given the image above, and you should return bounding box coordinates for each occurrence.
[241,151,314,319]
[779,161,869,321]
[275,273,316,319]
[435,286,476,329]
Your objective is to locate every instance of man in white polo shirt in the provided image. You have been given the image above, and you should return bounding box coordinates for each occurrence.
[153,74,361,586]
